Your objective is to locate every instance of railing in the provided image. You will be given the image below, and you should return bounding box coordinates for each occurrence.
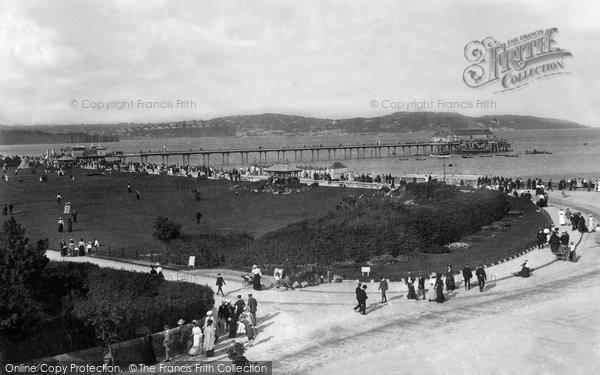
[91,245,166,264]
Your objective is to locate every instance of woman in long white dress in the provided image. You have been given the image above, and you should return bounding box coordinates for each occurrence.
[188,321,202,356]
[203,320,216,355]
[558,209,566,226]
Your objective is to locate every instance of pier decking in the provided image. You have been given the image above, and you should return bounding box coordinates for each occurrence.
[120,141,469,165]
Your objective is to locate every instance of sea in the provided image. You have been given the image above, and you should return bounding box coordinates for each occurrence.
[1,128,599,181]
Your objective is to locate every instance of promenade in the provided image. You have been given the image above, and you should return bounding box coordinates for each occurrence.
[43,190,600,374]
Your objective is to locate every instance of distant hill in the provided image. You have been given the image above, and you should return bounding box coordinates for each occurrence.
[0,112,588,144]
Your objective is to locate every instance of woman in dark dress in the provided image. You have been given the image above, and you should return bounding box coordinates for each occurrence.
[406,275,417,300]
[445,265,456,291]
[252,265,262,291]
[228,316,238,339]
[435,274,446,303]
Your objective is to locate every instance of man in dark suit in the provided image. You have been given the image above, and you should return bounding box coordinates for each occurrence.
[475,265,487,292]
[215,274,226,296]
[358,285,368,315]
[234,295,245,319]
[247,293,258,326]
[196,211,202,224]
[353,282,362,312]
[218,300,230,332]
[462,265,473,290]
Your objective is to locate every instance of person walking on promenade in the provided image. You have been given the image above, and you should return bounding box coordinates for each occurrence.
[435,274,446,303]
[378,276,388,303]
[549,228,560,252]
[8,203,13,215]
[218,300,230,332]
[417,274,426,300]
[358,285,368,315]
[247,293,258,326]
[536,228,545,249]
[595,224,600,245]
[476,265,487,292]
[2,204,7,216]
[428,273,437,302]
[353,282,362,312]
[67,218,73,233]
[215,273,226,296]
[136,191,141,202]
[565,208,572,224]
[188,321,202,356]
[57,217,64,233]
[234,295,246,320]
[196,211,202,224]
[407,275,417,300]
[589,215,595,233]
[569,241,577,262]
[462,265,473,290]
[175,319,187,356]
[57,194,61,205]
[445,265,456,291]
[71,209,78,223]
[203,320,216,357]
[162,325,173,362]
[559,208,566,226]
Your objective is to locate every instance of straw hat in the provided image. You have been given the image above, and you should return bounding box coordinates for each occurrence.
[177,319,185,325]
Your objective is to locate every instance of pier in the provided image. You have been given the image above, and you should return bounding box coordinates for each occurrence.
[120,141,466,165]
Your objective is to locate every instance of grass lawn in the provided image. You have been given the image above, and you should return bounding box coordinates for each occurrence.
[0,169,367,254]
[0,168,548,277]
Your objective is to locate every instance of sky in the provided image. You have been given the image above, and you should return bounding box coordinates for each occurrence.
[0,0,599,126]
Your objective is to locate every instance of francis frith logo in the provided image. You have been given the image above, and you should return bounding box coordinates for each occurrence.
[463,28,572,92]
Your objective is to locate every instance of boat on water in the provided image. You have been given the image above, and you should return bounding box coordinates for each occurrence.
[525,149,553,155]
[398,158,409,161]
[504,154,519,157]
[430,154,453,159]
[479,155,494,158]
[583,143,589,145]
[461,154,474,159]
[415,158,427,161]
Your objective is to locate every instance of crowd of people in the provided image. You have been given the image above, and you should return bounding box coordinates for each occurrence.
[355,264,489,314]
[161,293,259,361]
[477,175,600,193]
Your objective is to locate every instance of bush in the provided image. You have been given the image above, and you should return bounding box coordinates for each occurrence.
[153,216,182,244]
[163,182,508,269]
[3,262,214,361]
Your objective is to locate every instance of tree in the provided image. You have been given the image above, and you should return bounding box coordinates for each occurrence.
[0,217,49,332]
[152,216,182,244]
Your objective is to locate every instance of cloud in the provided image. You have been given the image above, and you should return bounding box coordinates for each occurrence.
[0,0,598,126]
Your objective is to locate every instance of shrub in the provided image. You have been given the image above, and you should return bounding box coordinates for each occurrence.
[152,216,182,244]
[3,262,214,361]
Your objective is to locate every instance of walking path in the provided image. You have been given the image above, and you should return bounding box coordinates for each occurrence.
[44,190,600,374]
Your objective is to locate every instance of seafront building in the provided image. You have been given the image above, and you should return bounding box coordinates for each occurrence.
[430,129,511,154]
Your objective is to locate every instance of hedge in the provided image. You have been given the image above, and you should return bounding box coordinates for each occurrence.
[2,262,214,361]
